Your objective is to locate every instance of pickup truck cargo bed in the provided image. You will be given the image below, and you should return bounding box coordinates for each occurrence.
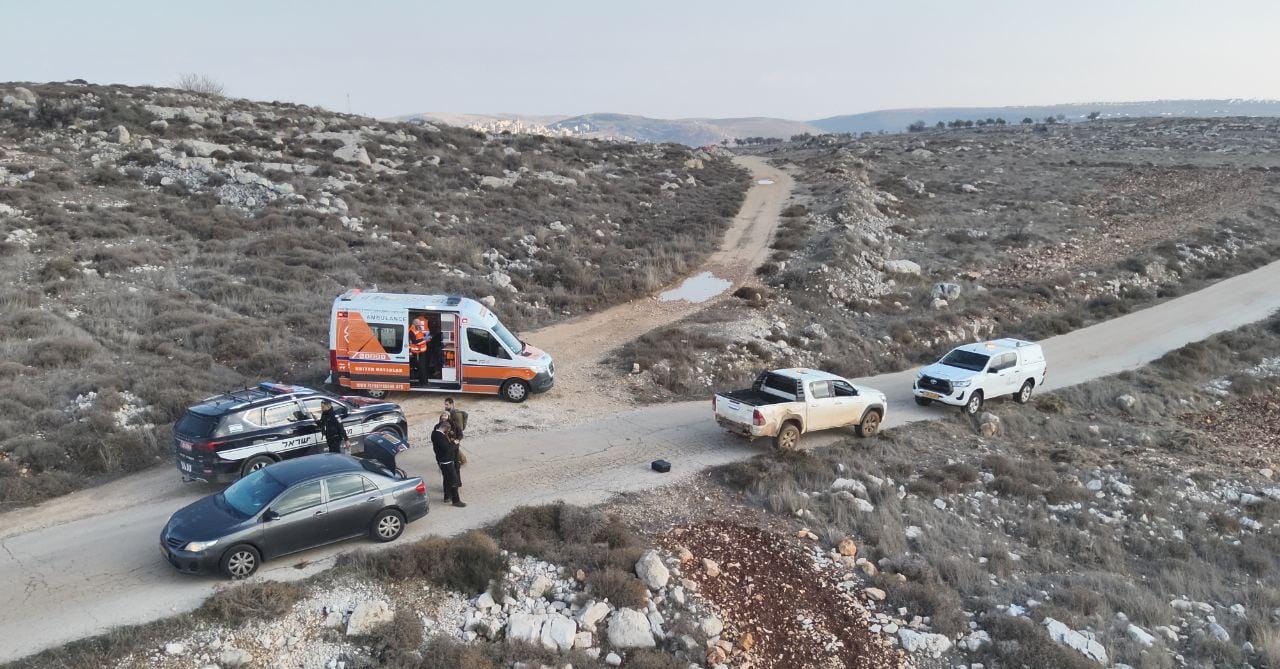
[718,388,788,406]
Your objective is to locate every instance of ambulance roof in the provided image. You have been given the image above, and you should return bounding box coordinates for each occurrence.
[335,291,497,324]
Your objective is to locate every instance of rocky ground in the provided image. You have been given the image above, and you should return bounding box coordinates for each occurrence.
[617,118,1280,400]
[0,81,747,505]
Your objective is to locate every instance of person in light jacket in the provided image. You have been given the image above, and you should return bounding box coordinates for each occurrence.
[431,412,465,507]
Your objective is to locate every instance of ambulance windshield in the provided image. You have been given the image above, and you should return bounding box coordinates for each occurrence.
[492,321,524,354]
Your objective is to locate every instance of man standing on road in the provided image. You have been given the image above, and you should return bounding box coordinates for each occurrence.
[318,401,347,454]
[445,396,468,466]
[431,412,465,507]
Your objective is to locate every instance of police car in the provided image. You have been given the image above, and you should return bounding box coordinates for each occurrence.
[172,382,408,483]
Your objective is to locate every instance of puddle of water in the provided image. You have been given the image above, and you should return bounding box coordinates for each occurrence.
[659,271,732,303]
[757,179,774,185]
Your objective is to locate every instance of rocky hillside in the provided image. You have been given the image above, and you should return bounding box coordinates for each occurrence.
[0,82,748,505]
[619,117,1280,399]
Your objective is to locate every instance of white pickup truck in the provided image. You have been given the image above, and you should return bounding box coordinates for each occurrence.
[714,368,887,449]
[913,338,1047,414]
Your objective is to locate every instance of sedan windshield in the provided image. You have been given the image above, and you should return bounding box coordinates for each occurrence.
[940,349,990,372]
[222,470,287,518]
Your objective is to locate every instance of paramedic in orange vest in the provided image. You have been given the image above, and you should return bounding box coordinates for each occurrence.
[408,316,432,385]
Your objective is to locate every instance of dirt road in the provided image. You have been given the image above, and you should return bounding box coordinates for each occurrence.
[3,176,1280,660]
[400,155,793,430]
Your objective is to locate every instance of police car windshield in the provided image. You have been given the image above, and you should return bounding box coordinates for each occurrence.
[492,321,523,353]
[221,470,287,518]
[940,349,990,372]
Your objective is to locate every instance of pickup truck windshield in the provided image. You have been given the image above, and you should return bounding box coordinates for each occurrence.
[940,350,990,372]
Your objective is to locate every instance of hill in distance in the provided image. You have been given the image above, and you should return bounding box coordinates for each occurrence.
[394,111,824,146]
[403,99,1280,144]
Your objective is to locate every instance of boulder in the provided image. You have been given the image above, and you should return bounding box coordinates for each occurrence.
[479,295,497,308]
[932,282,962,300]
[164,642,186,655]
[12,87,37,105]
[1116,394,1138,411]
[837,537,858,557]
[181,139,231,157]
[528,574,554,599]
[898,629,951,657]
[864,587,886,601]
[1042,617,1108,664]
[883,259,922,276]
[345,600,394,636]
[576,600,611,628]
[506,612,544,644]
[701,558,721,578]
[333,144,372,165]
[605,652,622,667]
[634,550,670,590]
[606,608,655,648]
[831,478,868,497]
[539,613,577,652]
[1127,624,1156,647]
[852,497,875,513]
[959,183,981,193]
[699,615,724,637]
[218,647,251,668]
[110,125,131,144]
[226,111,256,126]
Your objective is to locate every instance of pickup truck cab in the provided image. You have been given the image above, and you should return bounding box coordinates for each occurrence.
[914,338,1046,414]
[714,368,887,450]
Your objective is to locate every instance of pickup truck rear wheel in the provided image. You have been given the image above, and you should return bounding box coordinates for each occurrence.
[914,397,932,407]
[1014,380,1034,404]
[773,423,801,450]
[856,410,882,438]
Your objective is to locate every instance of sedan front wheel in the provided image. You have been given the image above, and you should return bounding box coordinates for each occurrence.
[220,544,260,579]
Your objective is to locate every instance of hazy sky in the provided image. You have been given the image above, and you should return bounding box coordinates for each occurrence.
[4,0,1278,120]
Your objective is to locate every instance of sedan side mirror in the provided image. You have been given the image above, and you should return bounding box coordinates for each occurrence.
[262,510,281,522]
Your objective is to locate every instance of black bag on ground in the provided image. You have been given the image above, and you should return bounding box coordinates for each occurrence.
[651,459,671,473]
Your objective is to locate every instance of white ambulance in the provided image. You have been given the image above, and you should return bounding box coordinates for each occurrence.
[328,291,555,402]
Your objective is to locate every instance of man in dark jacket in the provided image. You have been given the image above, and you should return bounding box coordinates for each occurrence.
[431,412,465,507]
[318,401,347,454]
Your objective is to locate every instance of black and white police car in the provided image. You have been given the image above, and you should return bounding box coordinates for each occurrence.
[172,382,408,483]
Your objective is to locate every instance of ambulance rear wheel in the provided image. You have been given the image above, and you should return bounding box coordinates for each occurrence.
[501,379,530,403]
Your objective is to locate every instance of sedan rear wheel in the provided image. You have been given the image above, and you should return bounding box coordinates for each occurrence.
[220,544,260,579]
[371,509,405,542]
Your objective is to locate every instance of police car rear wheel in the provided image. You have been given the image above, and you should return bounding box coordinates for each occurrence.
[501,379,530,403]
[241,455,275,477]
[371,509,405,542]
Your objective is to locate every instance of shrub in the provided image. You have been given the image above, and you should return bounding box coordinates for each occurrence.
[341,531,508,594]
[586,568,649,608]
[195,581,303,626]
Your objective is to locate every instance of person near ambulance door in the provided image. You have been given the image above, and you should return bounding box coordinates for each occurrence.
[431,412,465,507]
[408,315,433,386]
[319,400,347,454]
[426,322,444,381]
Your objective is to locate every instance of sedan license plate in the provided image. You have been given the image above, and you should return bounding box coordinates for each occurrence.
[922,391,941,399]
[179,461,193,473]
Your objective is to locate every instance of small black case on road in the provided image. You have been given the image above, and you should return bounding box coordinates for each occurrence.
[651,459,671,473]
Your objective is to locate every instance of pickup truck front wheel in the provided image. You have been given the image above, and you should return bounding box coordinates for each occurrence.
[773,423,801,450]
[856,410,882,438]
[964,391,984,415]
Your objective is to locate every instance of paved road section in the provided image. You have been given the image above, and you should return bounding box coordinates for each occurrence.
[2,248,1280,661]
